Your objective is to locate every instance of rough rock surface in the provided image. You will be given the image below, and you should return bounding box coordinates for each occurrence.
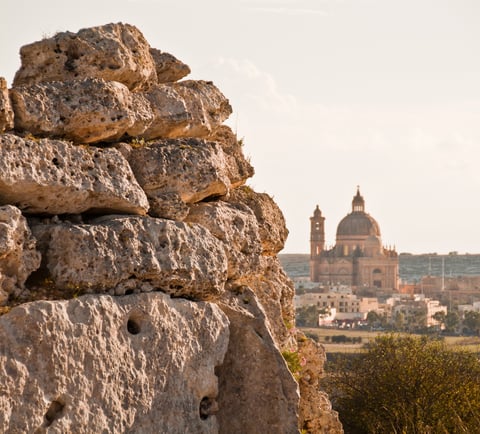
[147,192,190,221]
[297,334,344,433]
[142,80,232,140]
[13,23,157,91]
[0,205,41,304]
[10,79,154,143]
[0,134,149,215]
[150,48,191,83]
[31,216,228,300]
[216,286,299,434]
[0,292,229,433]
[126,138,231,219]
[240,256,296,350]
[228,186,289,255]
[208,126,254,188]
[11,79,232,144]
[0,77,13,132]
[186,201,262,280]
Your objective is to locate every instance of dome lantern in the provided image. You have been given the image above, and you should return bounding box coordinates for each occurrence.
[352,186,365,213]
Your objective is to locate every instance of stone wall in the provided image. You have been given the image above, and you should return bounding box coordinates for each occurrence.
[0,23,342,433]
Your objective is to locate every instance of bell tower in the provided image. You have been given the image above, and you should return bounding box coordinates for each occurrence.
[310,206,325,281]
[310,205,325,258]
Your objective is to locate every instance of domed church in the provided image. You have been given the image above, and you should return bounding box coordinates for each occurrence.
[310,187,398,290]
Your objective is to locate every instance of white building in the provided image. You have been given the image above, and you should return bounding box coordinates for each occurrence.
[318,308,336,326]
[458,301,480,316]
[389,294,447,327]
[295,291,379,322]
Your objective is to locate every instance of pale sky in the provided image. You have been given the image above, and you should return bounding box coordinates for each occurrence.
[2,0,480,254]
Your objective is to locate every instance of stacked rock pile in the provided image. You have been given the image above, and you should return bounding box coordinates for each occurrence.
[0,23,342,433]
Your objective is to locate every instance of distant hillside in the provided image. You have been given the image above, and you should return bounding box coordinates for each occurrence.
[278,254,310,278]
[279,253,480,282]
[399,254,480,282]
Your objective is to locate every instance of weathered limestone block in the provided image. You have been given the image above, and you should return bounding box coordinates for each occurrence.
[13,23,157,91]
[150,48,191,83]
[208,126,254,188]
[148,192,190,221]
[126,138,231,219]
[0,206,41,304]
[228,186,288,255]
[174,80,232,136]
[11,78,230,144]
[0,292,229,433]
[216,286,299,434]
[297,334,344,434]
[142,80,232,140]
[186,201,262,280]
[240,256,296,350]
[0,78,14,132]
[0,134,149,215]
[31,216,228,300]
[142,84,191,138]
[10,78,154,143]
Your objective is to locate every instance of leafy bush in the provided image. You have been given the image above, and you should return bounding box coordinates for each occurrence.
[325,334,480,433]
[330,335,362,344]
[331,335,348,343]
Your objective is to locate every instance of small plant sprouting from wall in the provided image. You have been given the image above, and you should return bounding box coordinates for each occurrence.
[282,350,302,380]
[130,137,146,148]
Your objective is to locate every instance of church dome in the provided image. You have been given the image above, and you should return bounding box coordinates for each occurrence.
[336,212,381,237]
[336,187,381,237]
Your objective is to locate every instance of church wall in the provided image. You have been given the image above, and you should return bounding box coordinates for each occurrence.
[312,258,354,285]
[357,257,398,290]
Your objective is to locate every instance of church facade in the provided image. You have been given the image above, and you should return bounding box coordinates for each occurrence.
[310,188,399,290]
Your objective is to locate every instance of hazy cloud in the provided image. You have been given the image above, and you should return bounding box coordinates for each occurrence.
[213,57,297,113]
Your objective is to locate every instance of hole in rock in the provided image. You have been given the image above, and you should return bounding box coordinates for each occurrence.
[44,400,65,426]
[199,397,218,420]
[127,318,141,335]
[126,309,148,336]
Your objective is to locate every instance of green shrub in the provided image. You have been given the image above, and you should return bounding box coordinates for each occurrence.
[325,334,480,433]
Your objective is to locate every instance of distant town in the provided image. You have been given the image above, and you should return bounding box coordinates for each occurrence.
[280,188,480,334]
[280,252,480,333]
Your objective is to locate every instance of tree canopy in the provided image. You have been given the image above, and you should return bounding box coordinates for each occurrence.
[295,305,319,327]
[463,310,480,335]
[325,334,480,433]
